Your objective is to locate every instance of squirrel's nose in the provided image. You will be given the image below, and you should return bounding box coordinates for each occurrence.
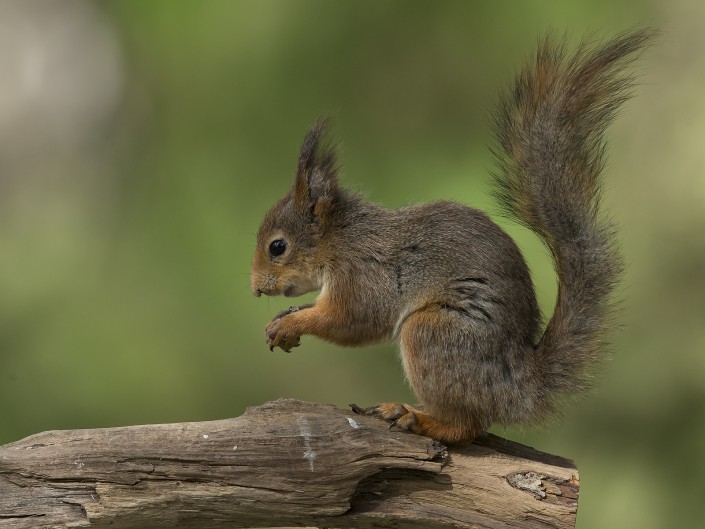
[250,272,264,296]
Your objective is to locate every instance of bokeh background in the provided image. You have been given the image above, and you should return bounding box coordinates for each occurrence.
[1,1,703,527]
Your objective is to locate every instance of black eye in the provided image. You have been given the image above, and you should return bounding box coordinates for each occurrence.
[268,239,287,257]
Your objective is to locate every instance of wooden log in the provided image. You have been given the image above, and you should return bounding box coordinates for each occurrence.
[0,399,579,528]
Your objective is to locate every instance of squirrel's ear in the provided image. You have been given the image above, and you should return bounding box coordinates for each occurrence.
[294,119,339,219]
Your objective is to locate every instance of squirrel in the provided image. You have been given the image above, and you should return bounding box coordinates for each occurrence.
[250,29,653,444]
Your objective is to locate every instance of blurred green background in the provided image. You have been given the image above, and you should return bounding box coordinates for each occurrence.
[1,1,703,527]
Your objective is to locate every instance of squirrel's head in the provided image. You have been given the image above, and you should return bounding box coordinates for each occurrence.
[251,120,342,298]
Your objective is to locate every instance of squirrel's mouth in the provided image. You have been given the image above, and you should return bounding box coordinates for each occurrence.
[283,281,317,298]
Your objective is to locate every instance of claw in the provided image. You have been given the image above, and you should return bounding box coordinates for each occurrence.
[350,403,408,421]
[350,403,364,415]
[350,403,377,416]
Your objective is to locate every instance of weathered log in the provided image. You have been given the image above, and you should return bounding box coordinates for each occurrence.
[0,399,579,528]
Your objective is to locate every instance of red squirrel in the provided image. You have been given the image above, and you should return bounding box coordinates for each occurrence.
[250,30,652,444]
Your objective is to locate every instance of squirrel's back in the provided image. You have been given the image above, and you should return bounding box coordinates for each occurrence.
[387,200,540,342]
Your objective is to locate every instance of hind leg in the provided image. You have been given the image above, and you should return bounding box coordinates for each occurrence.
[353,305,495,444]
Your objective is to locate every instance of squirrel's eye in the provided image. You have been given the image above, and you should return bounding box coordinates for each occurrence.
[268,239,287,257]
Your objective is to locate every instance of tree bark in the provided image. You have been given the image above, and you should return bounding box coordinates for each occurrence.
[0,399,579,528]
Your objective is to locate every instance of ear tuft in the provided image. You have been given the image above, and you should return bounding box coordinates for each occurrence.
[294,118,340,217]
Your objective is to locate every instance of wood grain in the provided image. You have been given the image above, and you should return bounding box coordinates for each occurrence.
[0,399,579,528]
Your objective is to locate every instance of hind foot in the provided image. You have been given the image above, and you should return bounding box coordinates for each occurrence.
[350,402,479,444]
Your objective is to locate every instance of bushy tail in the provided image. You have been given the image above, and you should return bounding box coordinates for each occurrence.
[492,29,653,396]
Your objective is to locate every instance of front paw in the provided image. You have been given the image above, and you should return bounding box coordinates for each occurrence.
[265,316,301,353]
